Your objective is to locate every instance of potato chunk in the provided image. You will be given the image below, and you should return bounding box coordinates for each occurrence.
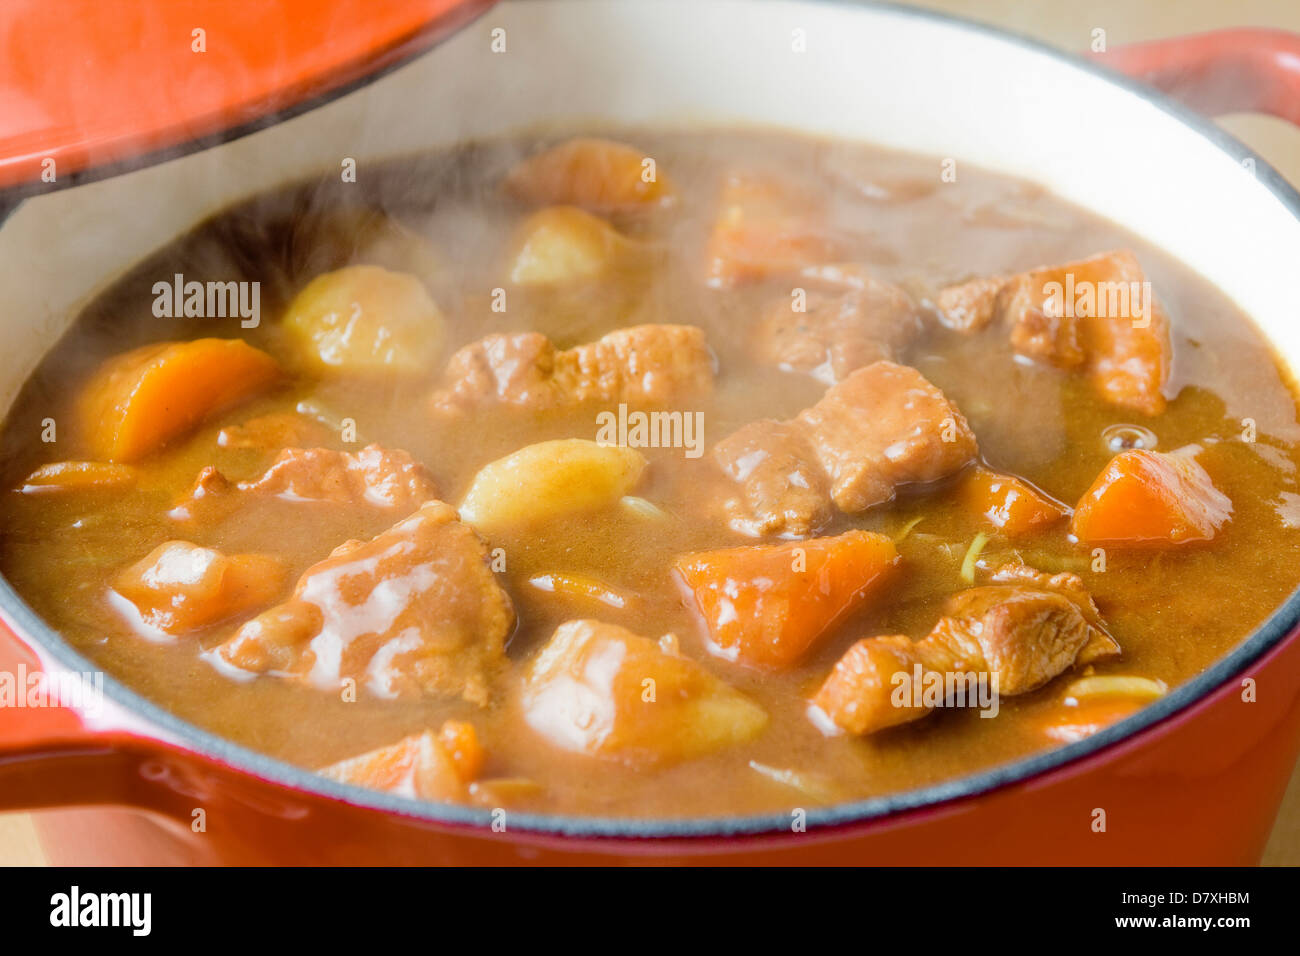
[284,265,446,375]
[79,339,281,462]
[112,540,286,636]
[507,206,634,285]
[459,439,646,533]
[523,619,767,767]
[504,138,675,211]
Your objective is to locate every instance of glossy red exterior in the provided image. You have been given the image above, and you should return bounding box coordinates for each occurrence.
[3,611,1299,865]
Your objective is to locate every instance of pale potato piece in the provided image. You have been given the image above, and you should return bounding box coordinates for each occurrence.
[507,206,633,285]
[459,439,646,532]
[284,264,446,375]
[523,619,768,767]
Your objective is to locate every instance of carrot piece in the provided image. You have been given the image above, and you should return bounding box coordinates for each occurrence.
[1070,449,1232,547]
[321,734,427,795]
[436,720,485,784]
[1042,698,1143,744]
[18,460,137,494]
[674,530,900,670]
[112,540,286,635]
[321,721,486,799]
[704,173,839,287]
[958,465,1069,537]
[504,137,676,211]
[528,571,638,610]
[80,338,281,462]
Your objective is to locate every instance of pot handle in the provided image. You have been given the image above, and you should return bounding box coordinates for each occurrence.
[1093,28,1300,126]
[0,619,139,810]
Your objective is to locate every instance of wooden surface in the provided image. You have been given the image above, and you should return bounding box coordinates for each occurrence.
[3,0,1300,866]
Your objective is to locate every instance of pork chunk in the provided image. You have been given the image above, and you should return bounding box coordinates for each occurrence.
[925,581,1120,693]
[430,324,714,417]
[712,361,977,537]
[797,361,978,512]
[935,251,1170,415]
[712,419,832,538]
[170,445,437,525]
[522,619,766,767]
[240,444,439,510]
[813,566,1120,735]
[754,282,923,385]
[934,275,1005,333]
[217,412,334,451]
[211,500,514,704]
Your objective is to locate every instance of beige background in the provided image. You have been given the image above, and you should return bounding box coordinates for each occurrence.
[3,0,1300,865]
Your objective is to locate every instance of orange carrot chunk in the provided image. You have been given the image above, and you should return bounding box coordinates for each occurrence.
[1070,449,1232,547]
[958,465,1069,537]
[80,338,281,462]
[436,719,486,784]
[674,530,900,670]
[112,540,286,635]
[320,721,485,800]
[1041,698,1143,744]
[704,173,840,287]
[18,460,138,494]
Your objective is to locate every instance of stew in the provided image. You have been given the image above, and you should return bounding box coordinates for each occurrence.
[3,129,1299,818]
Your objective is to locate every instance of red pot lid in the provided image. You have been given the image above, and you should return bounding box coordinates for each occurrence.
[0,0,494,194]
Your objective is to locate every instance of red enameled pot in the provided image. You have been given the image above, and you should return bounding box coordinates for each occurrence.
[3,0,1300,864]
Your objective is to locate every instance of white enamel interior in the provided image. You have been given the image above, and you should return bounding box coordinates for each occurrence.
[2,0,1298,410]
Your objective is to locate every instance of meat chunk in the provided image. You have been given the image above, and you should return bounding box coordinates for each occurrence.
[320,721,485,801]
[797,361,979,512]
[211,500,514,704]
[704,172,840,286]
[754,282,924,385]
[217,412,333,451]
[812,566,1119,735]
[169,445,437,526]
[926,579,1120,691]
[522,619,766,767]
[713,420,832,539]
[240,445,438,510]
[1070,448,1232,547]
[935,275,1005,333]
[712,361,977,536]
[167,465,233,522]
[811,634,933,735]
[112,540,286,636]
[503,137,676,211]
[430,324,714,417]
[935,251,1171,415]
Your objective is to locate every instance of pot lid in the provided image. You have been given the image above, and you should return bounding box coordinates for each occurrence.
[0,0,494,195]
